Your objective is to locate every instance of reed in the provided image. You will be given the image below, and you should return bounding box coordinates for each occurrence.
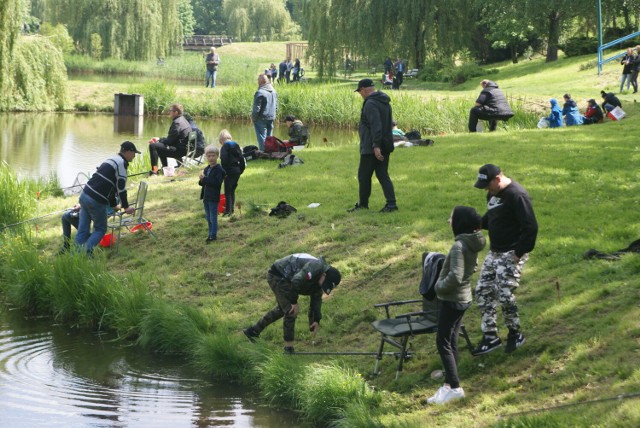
[257,351,305,407]
[0,163,38,233]
[192,331,261,381]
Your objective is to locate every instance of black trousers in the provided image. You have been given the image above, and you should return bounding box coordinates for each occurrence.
[357,153,396,208]
[252,273,297,342]
[468,107,513,132]
[149,142,185,168]
[436,300,469,389]
[223,174,240,214]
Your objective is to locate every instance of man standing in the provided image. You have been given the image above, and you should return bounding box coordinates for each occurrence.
[468,80,514,132]
[148,103,192,175]
[392,57,404,90]
[242,253,341,354]
[251,73,278,151]
[75,142,139,254]
[472,164,538,355]
[278,58,287,84]
[348,78,397,213]
[205,47,220,88]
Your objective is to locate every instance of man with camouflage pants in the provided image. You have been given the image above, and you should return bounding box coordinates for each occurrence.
[472,164,538,355]
[242,253,341,354]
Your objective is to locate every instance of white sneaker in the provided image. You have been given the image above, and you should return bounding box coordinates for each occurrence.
[435,387,465,404]
[426,385,450,404]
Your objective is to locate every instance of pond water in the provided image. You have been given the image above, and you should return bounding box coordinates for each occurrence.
[0,112,357,188]
[0,305,298,427]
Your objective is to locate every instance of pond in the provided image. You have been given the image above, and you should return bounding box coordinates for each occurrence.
[0,305,298,427]
[0,112,357,188]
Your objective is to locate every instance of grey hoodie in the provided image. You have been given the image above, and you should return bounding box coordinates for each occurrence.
[251,83,278,122]
[435,231,486,304]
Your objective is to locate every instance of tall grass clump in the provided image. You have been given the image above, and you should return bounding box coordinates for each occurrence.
[257,351,306,407]
[192,331,261,381]
[0,162,38,231]
[130,81,176,114]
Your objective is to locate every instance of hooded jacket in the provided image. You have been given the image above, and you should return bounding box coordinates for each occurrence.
[546,98,563,128]
[220,140,245,176]
[251,83,278,122]
[358,91,394,155]
[160,115,191,154]
[475,81,514,117]
[287,120,309,145]
[435,231,486,304]
[562,98,583,126]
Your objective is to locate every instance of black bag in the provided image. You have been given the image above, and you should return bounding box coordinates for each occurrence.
[269,201,297,218]
[405,130,422,140]
[419,252,445,301]
[243,145,259,161]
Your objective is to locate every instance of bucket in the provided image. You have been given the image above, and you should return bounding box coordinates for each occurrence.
[129,221,153,233]
[99,233,117,247]
[162,166,175,177]
[218,194,226,214]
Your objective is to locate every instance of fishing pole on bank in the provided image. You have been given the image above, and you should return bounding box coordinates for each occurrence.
[0,209,69,232]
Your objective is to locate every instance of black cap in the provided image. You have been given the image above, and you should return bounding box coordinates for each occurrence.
[354,78,375,92]
[474,164,501,189]
[322,267,341,294]
[120,141,141,154]
[285,115,295,122]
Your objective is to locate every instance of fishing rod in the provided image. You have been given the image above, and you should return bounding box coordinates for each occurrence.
[0,209,68,231]
[291,351,402,356]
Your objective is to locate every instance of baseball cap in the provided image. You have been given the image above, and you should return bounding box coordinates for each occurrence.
[354,78,375,92]
[121,141,141,154]
[322,267,341,294]
[474,164,501,189]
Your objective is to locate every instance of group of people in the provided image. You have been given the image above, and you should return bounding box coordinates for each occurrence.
[619,45,640,93]
[274,57,302,84]
[543,91,622,128]
[381,56,406,90]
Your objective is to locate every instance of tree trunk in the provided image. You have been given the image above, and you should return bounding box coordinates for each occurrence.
[511,45,518,64]
[546,10,561,63]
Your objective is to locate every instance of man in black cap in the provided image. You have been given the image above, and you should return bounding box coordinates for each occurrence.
[75,141,140,254]
[348,78,397,213]
[472,164,538,355]
[242,253,341,354]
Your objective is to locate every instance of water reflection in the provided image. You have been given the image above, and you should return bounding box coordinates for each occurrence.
[0,306,297,427]
[0,112,357,187]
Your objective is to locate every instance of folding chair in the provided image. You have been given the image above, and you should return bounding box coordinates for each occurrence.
[106,181,156,252]
[182,131,203,168]
[371,252,475,379]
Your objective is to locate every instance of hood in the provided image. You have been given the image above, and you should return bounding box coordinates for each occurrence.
[259,83,275,92]
[365,91,391,105]
[484,80,499,89]
[549,98,558,107]
[456,230,486,253]
[451,205,482,237]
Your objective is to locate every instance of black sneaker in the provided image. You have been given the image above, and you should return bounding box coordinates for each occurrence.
[473,335,502,356]
[505,331,525,353]
[149,170,158,176]
[283,346,295,355]
[347,203,368,212]
[242,327,260,343]
[379,205,398,213]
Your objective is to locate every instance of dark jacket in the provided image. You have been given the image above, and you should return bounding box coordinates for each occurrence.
[482,180,538,258]
[251,83,278,122]
[585,103,604,123]
[435,231,486,304]
[358,91,394,155]
[188,119,205,153]
[621,53,634,74]
[220,141,245,176]
[83,154,130,208]
[199,163,226,202]
[160,115,191,154]
[602,92,622,110]
[287,120,309,145]
[270,253,332,324]
[475,81,514,117]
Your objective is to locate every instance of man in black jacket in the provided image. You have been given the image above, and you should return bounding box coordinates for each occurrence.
[472,164,538,355]
[468,80,514,132]
[348,79,397,213]
[148,103,192,175]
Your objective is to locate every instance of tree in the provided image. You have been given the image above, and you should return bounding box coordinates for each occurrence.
[1,0,24,94]
[479,1,538,63]
[191,0,226,35]
[222,0,292,41]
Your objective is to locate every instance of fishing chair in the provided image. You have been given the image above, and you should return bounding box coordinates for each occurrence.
[182,131,203,168]
[371,252,475,379]
[106,181,156,253]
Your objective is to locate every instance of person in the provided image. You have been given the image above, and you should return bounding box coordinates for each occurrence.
[219,129,245,216]
[285,57,293,83]
[384,57,393,74]
[148,103,191,175]
[278,58,287,84]
[392,57,405,90]
[561,94,583,126]
[468,80,514,132]
[391,120,406,141]
[545,98,563,128]
[205,47,220,88]
[198,145,226,242]
[427,206,486,405]
[242,253,341,354]
[583,98,604,125]
[348,78,397,213]
[59,204,81,254]
[630,45,640,94]
[600,90,622,113]
[620,48,634,93]
[283,115,309,146]
[382,70,393,88]
[251,74,278,151]
[472,164,538,355]
[269,63,278,82]
[75,142,139,254]
[184,114,205,160]
[292,58,301,82]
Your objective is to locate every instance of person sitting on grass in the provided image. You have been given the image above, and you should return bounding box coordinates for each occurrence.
[391,120,407,140]
[583,99,604,125]
[283,115,309,146]
[198,145,226,243]
[561,93,583,126]
[427,206,486,405]
[545,98,563,128]
[601,90,622,113]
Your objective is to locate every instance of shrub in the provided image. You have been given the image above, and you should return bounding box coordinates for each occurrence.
[561,37,599,57]
[133,81,177,114]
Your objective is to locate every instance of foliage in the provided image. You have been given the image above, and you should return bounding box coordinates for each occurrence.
[178,0,196,37]
[89,33,102,60]
[561,37,599,58]
[40,23,75,54]
[222,0,293,41]
[134,81,177,115]
[0,162,37,232]
[0,0,24,95]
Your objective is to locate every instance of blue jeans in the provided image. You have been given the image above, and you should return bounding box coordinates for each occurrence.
[206,69,217,88]
[253,119,273,151]
[76,192,109,253]
[203,200,219,239]
[620,73,632,92]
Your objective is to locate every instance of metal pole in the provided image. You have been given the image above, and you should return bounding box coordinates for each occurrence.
[597,0,602,75]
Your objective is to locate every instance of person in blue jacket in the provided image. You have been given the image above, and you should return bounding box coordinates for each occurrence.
[545,98,563,128]
[561,93,583,126]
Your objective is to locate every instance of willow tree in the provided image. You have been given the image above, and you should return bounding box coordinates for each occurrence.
[1,0,24,96]
[222,0,291,41]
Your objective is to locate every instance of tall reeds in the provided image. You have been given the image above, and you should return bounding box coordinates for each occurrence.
[0,162,38,232]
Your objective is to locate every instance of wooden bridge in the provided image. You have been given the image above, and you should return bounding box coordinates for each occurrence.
[183,35,232,50]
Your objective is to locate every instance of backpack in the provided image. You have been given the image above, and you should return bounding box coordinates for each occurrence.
[269,201,297,218]
[243,145,259,161]
[405,130,422,140]
[264,136,291,154]
[419,252,445,301]
[278,154,304,168]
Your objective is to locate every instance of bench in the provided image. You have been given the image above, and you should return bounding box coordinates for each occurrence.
[404,69,419,78]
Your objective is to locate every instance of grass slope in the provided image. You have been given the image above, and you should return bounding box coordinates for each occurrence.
[15,51,640,426]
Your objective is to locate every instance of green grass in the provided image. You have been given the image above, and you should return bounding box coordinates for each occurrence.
[4,50,640,426]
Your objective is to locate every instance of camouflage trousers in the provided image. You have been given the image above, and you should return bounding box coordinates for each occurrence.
[251,272,298,341]
[475,250,529,334]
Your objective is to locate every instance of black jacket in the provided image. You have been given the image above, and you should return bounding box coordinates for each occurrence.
[358,91,394,155]
[475,81,514,117]
[199,164,226,202]
[220,141,245,176]
[83,154,130,208]
[160,115,191,154]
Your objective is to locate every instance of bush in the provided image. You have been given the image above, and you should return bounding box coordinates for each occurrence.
[561,37,599,57]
